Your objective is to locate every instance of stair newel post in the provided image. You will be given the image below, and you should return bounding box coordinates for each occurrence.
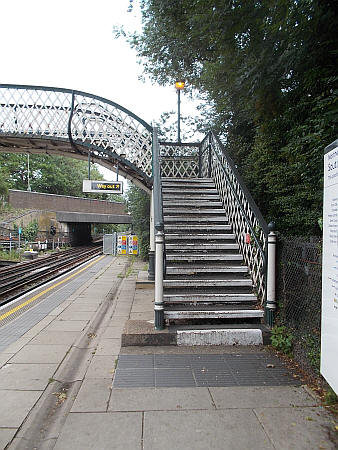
[148,188,155,280]
[154,229,164,329]
[152,126,165,329]
[198,143,202,178]
[266,221,277,327]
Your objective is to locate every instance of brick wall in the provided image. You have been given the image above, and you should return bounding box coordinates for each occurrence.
[8,190,127,215]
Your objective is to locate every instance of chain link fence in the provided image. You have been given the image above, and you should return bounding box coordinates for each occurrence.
[276,236,322,376]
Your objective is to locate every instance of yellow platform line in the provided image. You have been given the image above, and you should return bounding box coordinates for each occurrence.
[0,254,106,322]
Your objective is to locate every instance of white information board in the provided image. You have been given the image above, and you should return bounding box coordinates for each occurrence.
[321,139,338,394]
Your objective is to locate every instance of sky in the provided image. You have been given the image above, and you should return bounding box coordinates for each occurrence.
[1,0,200,181]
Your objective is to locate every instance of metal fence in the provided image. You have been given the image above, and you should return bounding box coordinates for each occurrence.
[276,236,322,375]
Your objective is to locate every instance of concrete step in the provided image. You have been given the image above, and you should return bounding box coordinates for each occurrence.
[163,292,256,303]
[164,216,228,223]
[163,208,226,215]
[165,234,236,241]
[161,177,213,183]
[163,194,220,201]
[166,254,243,262]
[162,189,218,195]
[163,201,223,208]
[164,224,232,232]
[164,307,264,320]
[165,243,239,251]
[165,265,248,275]
[162,182,216,189]
[163,279,252,288]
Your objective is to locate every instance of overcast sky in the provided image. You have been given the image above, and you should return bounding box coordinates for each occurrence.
[1,0,200,180]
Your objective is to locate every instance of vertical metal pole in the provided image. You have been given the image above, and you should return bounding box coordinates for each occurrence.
[88,151,91,180]
[116,162,119,181]
[9,232,12,253]
[27,154,31,191]
[148,189,155,280]
[154,230,164,330]
[177,89,181,143]
[266,228,277,327]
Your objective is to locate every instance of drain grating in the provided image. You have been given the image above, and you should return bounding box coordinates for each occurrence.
[112,353,301,388]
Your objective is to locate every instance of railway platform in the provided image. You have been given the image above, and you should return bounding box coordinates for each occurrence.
[0,255,336,449]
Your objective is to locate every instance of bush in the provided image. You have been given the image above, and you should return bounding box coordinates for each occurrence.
[271,325,294,355]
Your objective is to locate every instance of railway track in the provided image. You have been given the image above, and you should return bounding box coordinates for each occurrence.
[0,245,103,307]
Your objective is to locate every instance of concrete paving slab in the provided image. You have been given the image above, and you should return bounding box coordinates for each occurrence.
[129,312,155,320]
[57,311,94,321]
[54,412,142,450]
[29,331,80,345]
[63,303,99,312]
[101,327,124,339]
[95,338,121,356]
[1,336,31,354]
[85,355,117,379]
[209,386,318,409]
[45,320,88,332]
[9,344,70,364]
[48,302,72,316]
[109,387,214,411]
[0,363,57,390]
[0,428,17,449]
[0,353,14,368]
[71,378,112,412]
[143,409,273,449]
[0,390,41,427]
[22,316,55,336]
[254,406,338,449]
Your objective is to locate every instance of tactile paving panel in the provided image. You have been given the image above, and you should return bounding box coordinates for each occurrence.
[112,353,301,388]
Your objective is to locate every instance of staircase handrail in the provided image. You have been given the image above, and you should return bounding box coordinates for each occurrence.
[200,131,268,303]
[152,128,163,231]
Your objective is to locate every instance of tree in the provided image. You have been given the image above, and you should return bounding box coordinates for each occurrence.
[0,153,106,198]
[125,0,338,235]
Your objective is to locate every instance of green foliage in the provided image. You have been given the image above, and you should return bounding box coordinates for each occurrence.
[304,333,321,374]
[126,0,338,236]
[125,184,150,259]
[271,325,294,355]
[0,153,104,198]
[0,248,22,261]
[13,220,39,242]
[324,388,338,406]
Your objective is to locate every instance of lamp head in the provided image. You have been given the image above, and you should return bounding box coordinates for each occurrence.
[175,80,185,90]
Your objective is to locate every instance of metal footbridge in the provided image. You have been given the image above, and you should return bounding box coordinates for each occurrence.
[0,84,275,333]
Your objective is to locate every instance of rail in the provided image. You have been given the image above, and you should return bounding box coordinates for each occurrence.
[200,131,268,304]
[0,245,102,305]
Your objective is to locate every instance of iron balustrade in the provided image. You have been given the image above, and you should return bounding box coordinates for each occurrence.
[158,133,268,306]
[200,131,268,305]
[159,142,200,178]
[0,84,153,188]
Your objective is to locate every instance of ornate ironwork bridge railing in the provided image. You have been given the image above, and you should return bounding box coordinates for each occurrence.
[0,84,153,189]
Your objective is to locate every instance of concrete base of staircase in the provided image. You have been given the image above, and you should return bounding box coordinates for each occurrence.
[121,321,271,347]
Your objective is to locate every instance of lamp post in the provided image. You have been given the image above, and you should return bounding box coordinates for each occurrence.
[175,80,185,142]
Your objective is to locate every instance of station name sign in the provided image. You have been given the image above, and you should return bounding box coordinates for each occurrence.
[82,180,123,194]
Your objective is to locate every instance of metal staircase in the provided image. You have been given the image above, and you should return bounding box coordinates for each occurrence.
[162,177,264,323]
[152,132,276,339]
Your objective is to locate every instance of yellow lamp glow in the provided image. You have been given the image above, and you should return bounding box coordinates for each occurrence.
[175,80,185,90]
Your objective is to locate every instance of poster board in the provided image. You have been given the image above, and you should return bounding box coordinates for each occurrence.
[321,139,338,394]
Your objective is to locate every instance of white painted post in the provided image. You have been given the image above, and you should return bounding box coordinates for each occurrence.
[154,230,164,329]
[266,223,277,327]
[148,189,155,280]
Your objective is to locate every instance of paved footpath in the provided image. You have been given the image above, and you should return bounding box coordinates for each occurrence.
[0,256,337,450]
